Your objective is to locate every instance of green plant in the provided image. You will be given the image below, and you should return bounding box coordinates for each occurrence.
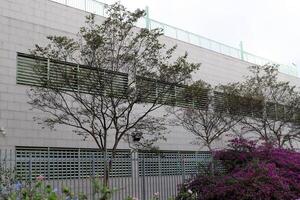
[0,167,18,200]
[92,178,118,200]
[7,179,87,200]
[8,180,58,200]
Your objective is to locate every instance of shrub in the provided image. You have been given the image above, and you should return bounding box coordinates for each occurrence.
[176,138,300,200]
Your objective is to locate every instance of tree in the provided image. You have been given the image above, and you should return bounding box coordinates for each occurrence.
[168,81,243,151]
[167,80,244,174]
[27,3,199,185]
[238,65,300,148]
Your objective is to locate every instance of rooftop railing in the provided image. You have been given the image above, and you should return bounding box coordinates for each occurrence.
[50,0,298,77]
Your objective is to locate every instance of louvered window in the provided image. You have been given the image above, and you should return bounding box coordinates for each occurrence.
[17,54,48,86]
[175,86,194,108]
[213,92,227,113]
[251,98,264,118]
[136,77,176,105]
[293,109,300,124]
[18,53,211,108]
[214,92,264,118]
[175,87,209,109]
[17,53,128,97]
[266,102,276,120]
[276,104,285,120]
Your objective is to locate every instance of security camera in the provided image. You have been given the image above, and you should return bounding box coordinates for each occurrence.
[0,127,6,136]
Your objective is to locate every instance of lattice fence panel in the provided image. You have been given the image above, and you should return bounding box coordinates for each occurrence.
[138,151,213,176]
[15,147,132,180]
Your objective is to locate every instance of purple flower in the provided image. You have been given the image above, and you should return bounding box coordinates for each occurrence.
[177,138,300,200]
[14,181,22,191]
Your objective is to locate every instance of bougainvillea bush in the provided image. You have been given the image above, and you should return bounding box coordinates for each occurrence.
[176,138,300,200]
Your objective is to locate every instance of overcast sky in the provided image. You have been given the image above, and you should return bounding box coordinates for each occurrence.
[102,0,300,68]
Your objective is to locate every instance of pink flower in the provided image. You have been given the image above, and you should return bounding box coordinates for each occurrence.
[36,175,45,181]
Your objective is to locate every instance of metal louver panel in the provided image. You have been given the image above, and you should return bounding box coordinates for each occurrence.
[213,92,226,112]
[276,104,285,120]
[214,92,264,118]
[138,151,212,176]
[17,53,47,86]
[293,109,300,124]
[175,86,194,108]
[266,102,276,120]
[136,77,209,108]
[16,53,128,97]
[136,77,157,103]
[15,147,132,180]
[251,98,264,118]
[193,89,209,109]
[157,82,175,105]
[49,62,78,91]
[102,71,128,98]
[136,77,176,105]
[238,96,253,116]
[17,53,208,108]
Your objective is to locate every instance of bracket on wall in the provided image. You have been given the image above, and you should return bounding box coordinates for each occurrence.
[0,127,6,136]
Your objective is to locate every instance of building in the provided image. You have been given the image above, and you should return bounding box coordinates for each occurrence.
[2,2,300,198]
[1,0,300,154]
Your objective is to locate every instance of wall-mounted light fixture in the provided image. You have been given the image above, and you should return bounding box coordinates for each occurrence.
[0,127,6,136]
[132,131,142,142]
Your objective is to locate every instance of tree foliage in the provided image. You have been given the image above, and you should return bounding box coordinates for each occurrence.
[168,81,243,151]
[238,65,300,148]
[28,2,199,154]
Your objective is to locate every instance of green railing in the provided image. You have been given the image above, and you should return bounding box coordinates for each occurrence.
[52,0,298,77]
[49,0,297,77]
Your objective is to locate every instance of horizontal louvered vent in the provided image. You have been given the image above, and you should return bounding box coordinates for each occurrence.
[17,53,128,97]
[136,77,209,108]
[214,91,264,118]
[17,54,48,86]
[17,53,208,108]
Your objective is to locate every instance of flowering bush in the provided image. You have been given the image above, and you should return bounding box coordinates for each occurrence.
[0,168,18,199]
[7,176,87,200]
[176,138,300,200]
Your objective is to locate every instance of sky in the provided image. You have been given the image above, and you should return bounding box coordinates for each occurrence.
[101,0,300,68]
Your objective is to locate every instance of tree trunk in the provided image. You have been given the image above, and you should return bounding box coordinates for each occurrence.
[208,145,215,176]
[103,150,110,187]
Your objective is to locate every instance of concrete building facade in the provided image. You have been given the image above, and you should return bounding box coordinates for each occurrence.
[0,0,300,152]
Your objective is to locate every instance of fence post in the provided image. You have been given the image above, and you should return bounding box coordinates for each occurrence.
[29,153,32,188]
[92,153,95,200]
[0,149,2,170]
[240,41,244,60]
[92,153,95,178]
[47,147,50,180]
[142,154,146,200]
[181,156,185,183]
[158,155,161,198]
[78,149,81,179]
[145,6,150,30]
